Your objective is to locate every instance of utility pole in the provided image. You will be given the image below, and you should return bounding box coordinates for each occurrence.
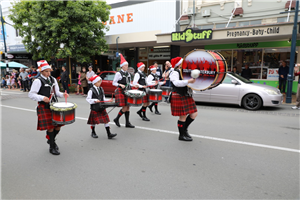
[286,0,299,103]
[0,3,9,75]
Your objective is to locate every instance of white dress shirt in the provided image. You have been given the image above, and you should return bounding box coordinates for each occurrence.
[169,70,188,87]
[112,69,133,87]
[28,74,64,102]
[133,70,146,88]
[86,70,95,84]
[86,85,108,104]
[147,73,164,86]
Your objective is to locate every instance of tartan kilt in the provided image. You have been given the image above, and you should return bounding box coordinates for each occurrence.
[143,93,149,103]
[115,87,127,107]
[87,109,110,125]
[170,92,197,116]
[37,103,63,131]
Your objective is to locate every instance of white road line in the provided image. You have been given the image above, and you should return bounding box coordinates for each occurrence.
[1,104,300,154]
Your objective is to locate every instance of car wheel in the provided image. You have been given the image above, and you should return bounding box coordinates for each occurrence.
[242,94,262,110]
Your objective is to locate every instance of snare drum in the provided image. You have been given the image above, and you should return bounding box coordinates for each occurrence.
[181,49,227,91]
[125,90,146,107]
[50,102,77,125]
[148,89,163,102]
[161,86,172,97]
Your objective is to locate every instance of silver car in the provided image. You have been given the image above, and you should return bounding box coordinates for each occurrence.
[192,72,283,110]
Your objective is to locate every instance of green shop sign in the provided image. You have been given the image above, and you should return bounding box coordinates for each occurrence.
[205,40,300,50]
[172,28,213,43]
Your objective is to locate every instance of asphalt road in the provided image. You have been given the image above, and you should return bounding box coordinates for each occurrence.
[1,89,299,199]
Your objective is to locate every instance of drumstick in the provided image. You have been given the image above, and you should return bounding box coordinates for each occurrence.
[96,93,114,103]
[64,90,67,104]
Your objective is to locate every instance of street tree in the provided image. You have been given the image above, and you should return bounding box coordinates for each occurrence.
[9,0,110,63]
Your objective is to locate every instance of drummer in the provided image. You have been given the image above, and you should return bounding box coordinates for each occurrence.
[147,65,165,115]
[133,62,150,121]
[28,60,69,155]
[169,57,198,142]
[86,75,117,139]
[112,53,137,128]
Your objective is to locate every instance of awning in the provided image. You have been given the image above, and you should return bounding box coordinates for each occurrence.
[0,61,28,68]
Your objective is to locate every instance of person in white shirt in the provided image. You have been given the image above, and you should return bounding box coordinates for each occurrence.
[112,53,137,128]
[133,62,150,121]
[86,75,117,139]
[169,57,197,142]
[28,60,69,155]
[147,65,165,115]
[86,66,95,89]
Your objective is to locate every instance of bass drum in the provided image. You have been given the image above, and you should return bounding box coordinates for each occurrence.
[181,49,227,91]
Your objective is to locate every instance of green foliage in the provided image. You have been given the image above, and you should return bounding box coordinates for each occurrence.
[9,0,110,63]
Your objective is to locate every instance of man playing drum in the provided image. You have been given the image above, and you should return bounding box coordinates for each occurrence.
[133,62,150,121]
[28,60,69,155]
[86,75,117,139]
[169,57,198,142]
[147,65,165,115]
[112,53,137,128]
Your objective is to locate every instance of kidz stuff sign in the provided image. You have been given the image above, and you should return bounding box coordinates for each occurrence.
[267,68,279,80]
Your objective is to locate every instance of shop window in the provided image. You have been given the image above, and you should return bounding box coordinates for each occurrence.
[239,21,249,27]
[277,17,287,23]
[227,22,236,28]
[216,23,226,29]
[250,20,261,25]
[198,24,214,29]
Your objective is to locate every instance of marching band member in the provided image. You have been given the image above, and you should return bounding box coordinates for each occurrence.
[147,65,165,115]
[112,53,137,128]
[86,75,117,139]
[169,57,198,142]
[133,62,150,121]
[28,60,69,155]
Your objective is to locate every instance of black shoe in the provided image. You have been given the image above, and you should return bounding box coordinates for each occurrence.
[142,117,150,121]
[108,133,117,139]
[185,130,192,139]
[137,110,143,119]
[148,105,153,112]
[114,118,120,127]
[47,140,59,151]
[155,110,161,115]
[125,123,135,128]
[178,136,193,141]
[91,132,98,138]
[49,147,60,155]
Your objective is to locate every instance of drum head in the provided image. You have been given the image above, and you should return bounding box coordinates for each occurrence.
[181,49,227,91]
[127,90,143,95]
[149,89,162,92]
[52,102,74,108]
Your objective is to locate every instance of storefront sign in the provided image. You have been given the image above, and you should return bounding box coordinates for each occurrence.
[171,29,213,43]
[267,68,279,80]
[10,54,32,59]
[227,27,280,38]
[148,52,170,60]
[7,44,26,52]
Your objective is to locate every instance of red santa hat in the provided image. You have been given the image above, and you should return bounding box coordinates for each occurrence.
[137,62,145,69]
[37,60,51,72]
[149,65,156,71]
[89,75,102,84]
[171,57,183,68]
[119,53,128,67]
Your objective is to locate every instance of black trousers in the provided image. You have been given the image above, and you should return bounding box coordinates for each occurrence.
[279,79,287,93]
[83,87,88,95]
[22,80,29,91]
[62,81,70,94]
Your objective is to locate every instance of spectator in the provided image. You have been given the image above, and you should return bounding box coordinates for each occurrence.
[19,68,29,92]
[11,70,16,89]
[154,61,162,80]
[1,77,6,88]
[76,71,84,95]
[292,63,300,110]
[26,68,33,88]
[6,75,11,89]
[96,68,101,76]
[232,67,240,75]
[278,61,289,93]
[162,61,171,87]
[31,67,40,80]
[51,65,60,79]
[14,69,20,88]
[80,67,88,97]
[60,66,70,94]
[86,66,95,89]
[241,64,252,80]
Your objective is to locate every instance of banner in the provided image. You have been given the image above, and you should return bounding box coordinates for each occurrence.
[267,68,279,80]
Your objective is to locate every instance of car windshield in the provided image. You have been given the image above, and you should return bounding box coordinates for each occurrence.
[229,72,253,83]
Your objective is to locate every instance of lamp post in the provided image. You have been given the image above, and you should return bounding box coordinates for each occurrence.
[0,3,9,75]
[285,0,299,103]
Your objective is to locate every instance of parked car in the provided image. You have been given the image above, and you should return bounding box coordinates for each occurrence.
[99,71,117,95]
[192,72,283,110]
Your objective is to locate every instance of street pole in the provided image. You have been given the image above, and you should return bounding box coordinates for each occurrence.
[286,0,299,103]
[0,3,9,75]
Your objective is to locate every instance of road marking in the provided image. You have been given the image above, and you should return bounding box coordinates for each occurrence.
[2,104,300,154]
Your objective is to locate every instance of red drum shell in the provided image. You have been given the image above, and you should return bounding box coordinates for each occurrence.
[126,96,143,107]
[148,89,163,102]
[161,86,172,97]
[51,102,76,125]
[181,50,227,91]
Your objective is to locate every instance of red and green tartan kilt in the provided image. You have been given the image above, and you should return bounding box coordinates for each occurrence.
[170,92,197,116]
[143,94,149,103]
[87,109,110,125]
[115,87,127,107]
[37,103,63,131]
